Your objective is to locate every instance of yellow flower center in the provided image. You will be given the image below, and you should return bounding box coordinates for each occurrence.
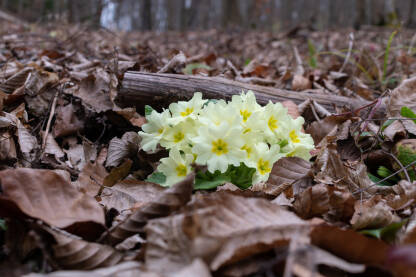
[173,132,184,143]
[240,109,252,122]
[289,130,300,143]
[268,116,278,131]
[257,158,271,175]
[175,164,188,177]
[241,144,252,158]
[158,128,164,134]
[212,139,228,155]
[181,107,194,117]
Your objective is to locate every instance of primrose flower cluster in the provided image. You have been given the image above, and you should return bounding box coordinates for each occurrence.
[139,91,314,187]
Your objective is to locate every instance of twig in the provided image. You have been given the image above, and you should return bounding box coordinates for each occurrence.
[339,32,354,73]
[310,101,321,121]
[41,91,59,151]
[353,159,416,195]
[360,97,382,132]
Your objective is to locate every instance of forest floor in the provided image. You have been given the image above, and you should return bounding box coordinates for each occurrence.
[1,20,416,277]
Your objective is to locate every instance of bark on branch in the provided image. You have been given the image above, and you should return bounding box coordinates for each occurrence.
[117,72,367,113]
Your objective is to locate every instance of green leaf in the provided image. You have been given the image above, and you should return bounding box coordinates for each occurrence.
[381,119,395,131]
[367,172,393,186]
[307,40,317,68]
[146,172,166,185]
[228,163,256,189]
[278,139,288,149]
[145,105,154,117]
[400,106,416,123]
[360,220,407,243]
[194,170,231,190]
[382,30,397,83]
[182,63,212,75]
[377,166,399,182]
[0,219,6,231]
[194,163,256,190]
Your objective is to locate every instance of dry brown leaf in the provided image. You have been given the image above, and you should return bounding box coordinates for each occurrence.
[387,76,416,135]
[74,68,114,113]
[16,121,38,163]
[0,130,17,161]
[267,157,312,188]
[100,179,164,212]
[385,180,416,210]
[351,199,399,230]
[43,133,64,160]
[103,159,132,188]
[103,173,195,245]
[383,120,406,142]
[25,69,59,96]
[52,104,84,138]
[23,261,158,277]
[44,228,125,270]
[306,115,351,145]
[0,67,32,94]
[106,132,140,168]
[0,169,105,229]
[314,142,374,195]
[145,192,309,274]
[293,183,330,219]
[75,162,108,197]
[311,224,389,265]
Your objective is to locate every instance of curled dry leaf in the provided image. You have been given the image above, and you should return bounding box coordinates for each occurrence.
[306,115,351,145]
[23,261,158,277]
[0,67,32,94]
[314,142,374,195]
[45,228,125,270]
[311,224,389,265]
[25,69,59,96]
[145,192,309,274]
[0,169,105,229]
[75,162,108,197]
[0,130,17,161]
[106,132,140,168]
[350,195,399,230]
[292,74,311,91]
[265,157,312,196]
[103,173,195,245]
[387,76,416,135]
[385,180,416,210]
[383,120,406,142]
[293,183,330,219]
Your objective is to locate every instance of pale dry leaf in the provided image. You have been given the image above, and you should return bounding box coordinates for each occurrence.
[386,180,416,210]
[401,207,416,244]
[106,132,140,168]
[0,168,105,229]
[46,228,124,270]
[158,51,186,73]
[292,75,311,91]
[103,173,195,245]
[100,179,164,212]
[16,121,38,162]
[383,120,406,142]
[387,76,416,135]
[350,195,399,230]
[145,192,309,274]
[23,261,156,277]
[0,67,31,94]
[44,133,64,159]
[171,259,212,277]
[24,69,59,96]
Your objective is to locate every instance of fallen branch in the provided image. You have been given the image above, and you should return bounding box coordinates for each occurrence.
[117,72,368,113]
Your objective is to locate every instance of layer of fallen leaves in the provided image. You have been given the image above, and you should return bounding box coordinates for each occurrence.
[2,19,416,276]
